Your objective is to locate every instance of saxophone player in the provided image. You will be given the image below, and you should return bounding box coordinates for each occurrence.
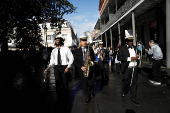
[74,36,95,104]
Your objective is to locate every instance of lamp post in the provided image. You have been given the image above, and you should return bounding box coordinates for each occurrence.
[44,24,48,48]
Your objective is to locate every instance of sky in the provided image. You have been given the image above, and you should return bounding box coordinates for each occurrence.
[63,0,100,38]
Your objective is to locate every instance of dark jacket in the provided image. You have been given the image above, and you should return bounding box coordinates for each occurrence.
[117,45,138,75]
[74,47,95,69]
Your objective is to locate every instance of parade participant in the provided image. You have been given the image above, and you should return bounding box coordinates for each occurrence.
[98,42,110,87]
[44,35,74,102]
[74,36,95,104]
[114,45,121,75]
[117,36,140,106]
[145,40,163,85]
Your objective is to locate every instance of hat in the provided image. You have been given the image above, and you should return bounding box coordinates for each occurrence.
[55,34,63,40]
[99,42,103,45]
[125,36,134,41]
[79,36,87,41]
[72,45,77,48]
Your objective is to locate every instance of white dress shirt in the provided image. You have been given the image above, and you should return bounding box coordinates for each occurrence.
[49,46,74,68]
[127,46,139,67]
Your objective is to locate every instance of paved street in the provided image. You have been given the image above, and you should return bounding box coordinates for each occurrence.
[0,59,170,113]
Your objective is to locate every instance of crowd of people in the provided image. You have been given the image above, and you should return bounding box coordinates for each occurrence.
[43,34,163,107]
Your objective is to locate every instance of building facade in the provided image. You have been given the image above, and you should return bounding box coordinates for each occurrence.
[94,0,170,68]
[39,20,77,48]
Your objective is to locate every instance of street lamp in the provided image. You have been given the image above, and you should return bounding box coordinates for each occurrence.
[44,24,48,48]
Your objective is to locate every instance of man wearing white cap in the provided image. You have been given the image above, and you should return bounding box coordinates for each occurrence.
[74,36,95,104]
[44,35,74,103]
[97,42,110,88]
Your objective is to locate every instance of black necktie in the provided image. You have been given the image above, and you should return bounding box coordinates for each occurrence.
[58,48,61,65]
[83,48,86,61]
[128,46,132,49]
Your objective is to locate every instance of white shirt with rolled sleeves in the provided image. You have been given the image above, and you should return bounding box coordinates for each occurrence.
[48,46,74,68]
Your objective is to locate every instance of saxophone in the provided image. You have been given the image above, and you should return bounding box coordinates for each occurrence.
[84,44,94,77]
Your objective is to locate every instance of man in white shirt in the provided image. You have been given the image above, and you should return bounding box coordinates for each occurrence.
[117,36,140,106]
[44,35,74,103]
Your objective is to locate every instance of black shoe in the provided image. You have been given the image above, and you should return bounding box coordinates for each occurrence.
[131,100,140,106]
[121,92,125,98]
[85,97,91,105]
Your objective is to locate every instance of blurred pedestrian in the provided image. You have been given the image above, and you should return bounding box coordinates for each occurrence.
[42,47,50,69]
[114,45,121,75]
[145,40,163,85]
[108,46,113,67]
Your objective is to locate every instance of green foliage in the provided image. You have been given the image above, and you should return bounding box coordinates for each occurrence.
[0,0,76,48]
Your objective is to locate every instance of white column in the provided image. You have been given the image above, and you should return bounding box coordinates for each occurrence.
[105,32,108,48]
[118,22,121,45]
[101,34,102,42]
[166,0,170,68]
[132,11,136,46]
[110,28,113,49]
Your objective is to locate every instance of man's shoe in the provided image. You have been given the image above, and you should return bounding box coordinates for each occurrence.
[121,92,125,98]
[131,100,140,106]
[85,97,91,105]
[149,80,154,83]
[152,81,161,85]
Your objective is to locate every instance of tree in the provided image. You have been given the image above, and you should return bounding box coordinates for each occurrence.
[0,0,76,53]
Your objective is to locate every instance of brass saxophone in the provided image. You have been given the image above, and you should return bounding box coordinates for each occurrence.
[84,44,94,77]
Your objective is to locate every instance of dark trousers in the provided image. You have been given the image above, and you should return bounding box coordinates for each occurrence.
[152,59,163,82]
[98,59,109,87]
[78,68,94,98]
[54,65,69,99]
[122,67,138,101]
[116,63,121,73]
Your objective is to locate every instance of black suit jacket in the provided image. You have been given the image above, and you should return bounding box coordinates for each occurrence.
[117,45,138,75]
[74,47,95,70]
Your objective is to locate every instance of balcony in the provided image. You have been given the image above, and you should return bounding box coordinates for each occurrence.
[95,0,165,39]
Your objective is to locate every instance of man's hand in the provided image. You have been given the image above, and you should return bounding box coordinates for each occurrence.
[131,57,136,61]
[64,67,69,73]
[88,56,91,60]
[136,54,139,59]
[81,66,86,71]
[44,67,49,73]
[145,49,148,52]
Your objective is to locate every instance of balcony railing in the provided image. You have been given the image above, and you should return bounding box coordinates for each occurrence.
[95,0,141,39]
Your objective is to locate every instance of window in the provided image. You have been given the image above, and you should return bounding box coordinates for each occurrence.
[47,35,51,40]
[62,34,67,36]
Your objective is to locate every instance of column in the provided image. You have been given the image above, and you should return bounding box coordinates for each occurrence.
[105,32,108,48]
[132,11,136,46]
[101,34,102,42]
[110,28,113,49]
[166,0,170,68]
[118,22,121,45]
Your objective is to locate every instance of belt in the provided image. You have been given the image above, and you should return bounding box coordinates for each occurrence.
[128,66,135,68]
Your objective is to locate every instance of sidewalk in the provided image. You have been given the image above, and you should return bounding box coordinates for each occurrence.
[0,60,170,113]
